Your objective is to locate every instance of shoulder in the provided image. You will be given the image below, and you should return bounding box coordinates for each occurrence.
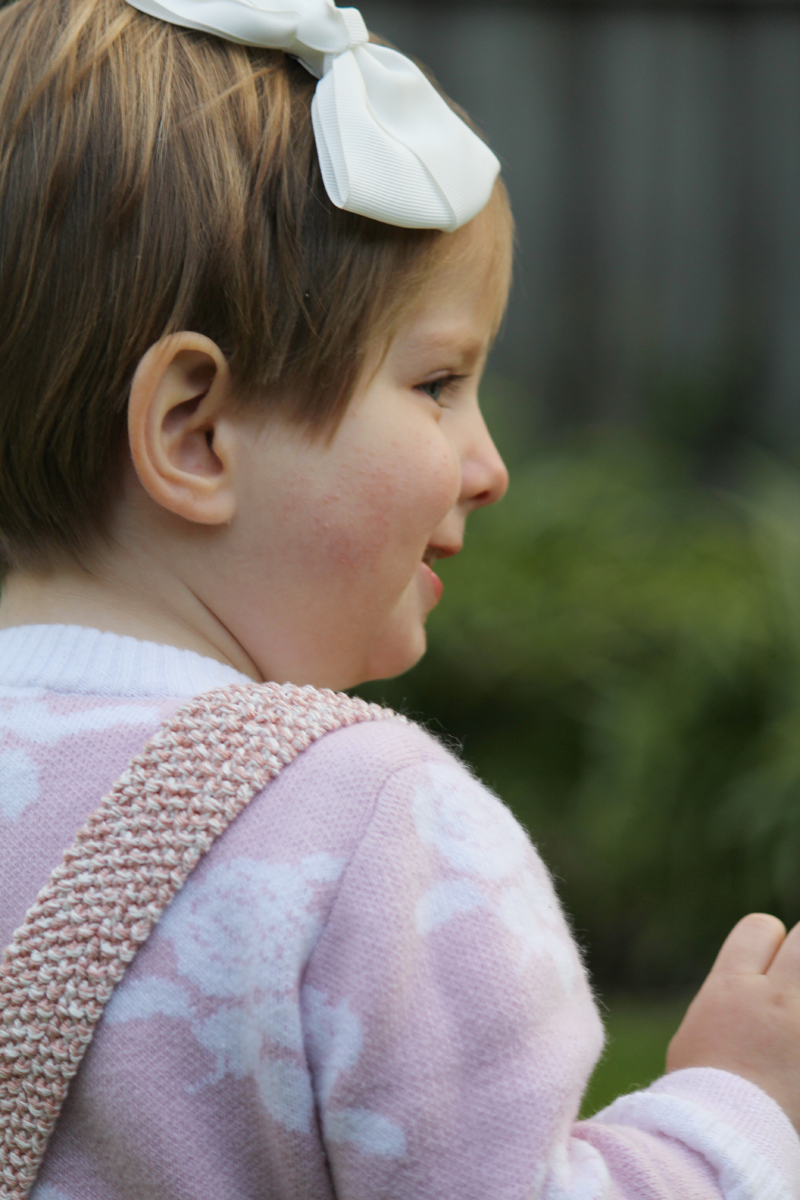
[278,714,509,846]
[182,701,540,904]
[186,712,463,867]
[249,713,466,844]
[294,712,458,788]
[257,713,541,912]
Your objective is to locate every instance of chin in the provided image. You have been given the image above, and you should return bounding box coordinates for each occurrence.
[353,624,428,688]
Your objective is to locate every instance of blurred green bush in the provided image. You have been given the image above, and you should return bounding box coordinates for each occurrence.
[356,417,800,990]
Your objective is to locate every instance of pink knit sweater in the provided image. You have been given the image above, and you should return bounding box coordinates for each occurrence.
[1,625,798,1200]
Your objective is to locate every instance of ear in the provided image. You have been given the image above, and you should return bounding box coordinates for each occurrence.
[128,333,238,525]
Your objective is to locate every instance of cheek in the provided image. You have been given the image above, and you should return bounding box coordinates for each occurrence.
[319,441,460,573]
[369,437,458,533]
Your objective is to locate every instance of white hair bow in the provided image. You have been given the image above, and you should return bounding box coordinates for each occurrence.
[124,0,500,231]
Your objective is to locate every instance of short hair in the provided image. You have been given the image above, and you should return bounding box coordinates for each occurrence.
[0,0,512,569]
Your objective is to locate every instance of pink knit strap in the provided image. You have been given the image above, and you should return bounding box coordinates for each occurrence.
[0,681,396,1200]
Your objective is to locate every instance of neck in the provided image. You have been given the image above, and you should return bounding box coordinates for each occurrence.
[0,551,262,682]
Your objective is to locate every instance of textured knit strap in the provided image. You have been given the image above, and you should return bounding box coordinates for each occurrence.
[0,681,396,1200]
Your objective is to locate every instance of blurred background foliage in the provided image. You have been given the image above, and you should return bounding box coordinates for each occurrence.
[357,377,800,993]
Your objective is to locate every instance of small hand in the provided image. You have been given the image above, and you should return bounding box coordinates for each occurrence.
[667,913,800,1133]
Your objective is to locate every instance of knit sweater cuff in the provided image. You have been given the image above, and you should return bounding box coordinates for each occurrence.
[592,1067,800,1199]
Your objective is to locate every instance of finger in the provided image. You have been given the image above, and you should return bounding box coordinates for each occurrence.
[711,913,786,976]
[767,918,800,986]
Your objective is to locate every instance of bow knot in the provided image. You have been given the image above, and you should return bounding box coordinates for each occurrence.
[294,5,368,78]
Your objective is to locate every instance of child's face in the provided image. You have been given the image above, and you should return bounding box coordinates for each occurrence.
[212,237,509,690]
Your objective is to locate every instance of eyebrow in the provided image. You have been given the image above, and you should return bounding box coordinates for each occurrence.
[393,325,489,368]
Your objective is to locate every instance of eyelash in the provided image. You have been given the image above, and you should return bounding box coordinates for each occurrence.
[417,375,466,406]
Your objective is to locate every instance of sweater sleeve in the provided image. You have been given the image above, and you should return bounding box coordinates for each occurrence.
[301,747,800,1200]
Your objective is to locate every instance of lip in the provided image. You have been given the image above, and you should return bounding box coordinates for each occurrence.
[422,543,461,566]
[420,559,444,604]
[419,543,460,606]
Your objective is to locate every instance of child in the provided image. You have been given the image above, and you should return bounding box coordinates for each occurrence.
[0,0,799,1196]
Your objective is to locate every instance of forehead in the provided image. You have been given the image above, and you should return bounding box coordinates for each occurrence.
[390,315,490,372]
[390,211,512,366]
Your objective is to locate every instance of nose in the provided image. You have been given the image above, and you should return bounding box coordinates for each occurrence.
[460,407,509,511]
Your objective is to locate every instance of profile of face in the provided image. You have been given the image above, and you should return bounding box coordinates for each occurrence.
[123,217,510,690]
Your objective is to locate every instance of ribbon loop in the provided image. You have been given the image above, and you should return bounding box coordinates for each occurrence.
[125,0,500,230]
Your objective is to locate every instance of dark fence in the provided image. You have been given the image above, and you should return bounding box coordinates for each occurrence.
[361,0,800,454]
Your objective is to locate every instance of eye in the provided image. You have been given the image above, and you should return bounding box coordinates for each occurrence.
[417,374,465,405]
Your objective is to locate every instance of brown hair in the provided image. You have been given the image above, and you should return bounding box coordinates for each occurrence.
[0,0,512,569]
